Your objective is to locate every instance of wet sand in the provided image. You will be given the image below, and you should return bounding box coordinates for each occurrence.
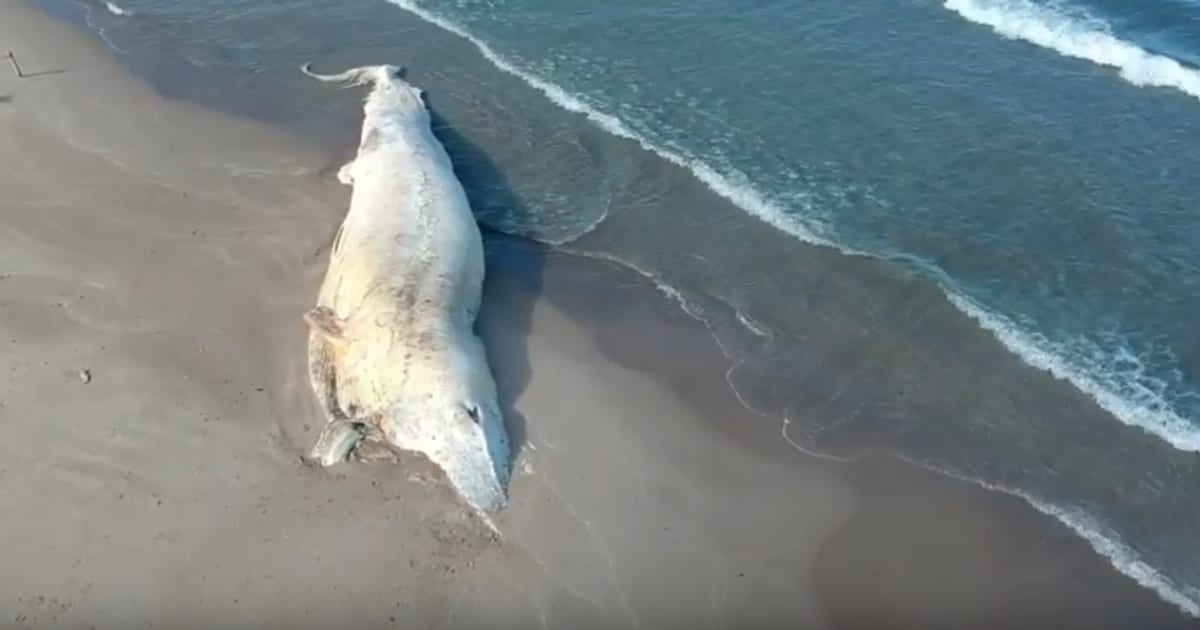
[0,2,1195,628]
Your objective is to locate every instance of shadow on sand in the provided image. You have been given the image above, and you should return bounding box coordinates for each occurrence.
[428,97,546,478]
[0,95,12,103]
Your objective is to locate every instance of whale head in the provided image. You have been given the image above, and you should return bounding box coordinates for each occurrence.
[380,389,511,514]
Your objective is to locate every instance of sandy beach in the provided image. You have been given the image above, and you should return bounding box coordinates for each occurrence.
[1,2,1195,628]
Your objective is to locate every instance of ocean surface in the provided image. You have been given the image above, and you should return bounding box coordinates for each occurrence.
[59,0,1200,615]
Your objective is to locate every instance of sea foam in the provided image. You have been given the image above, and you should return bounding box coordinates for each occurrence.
[1028,499,1200,617]
[385,0,837,254]
[954,468,1200,616]
[946,289,1200,452]
[105,1,130,16]
[944,0,1200,101]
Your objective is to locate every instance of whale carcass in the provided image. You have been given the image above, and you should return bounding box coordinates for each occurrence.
[301,63,510,514]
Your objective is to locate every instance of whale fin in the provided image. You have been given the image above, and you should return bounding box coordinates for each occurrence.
[350,438,403,464]
[336,160,355,185]
[300,63,403,87]
[308,418,365,467]
[307,326,346,422]
[304,306,348,348]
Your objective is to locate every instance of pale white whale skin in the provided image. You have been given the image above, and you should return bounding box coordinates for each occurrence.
[302,63,510,513]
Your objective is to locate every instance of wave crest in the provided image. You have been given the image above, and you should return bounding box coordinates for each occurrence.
[384,0,836,252]
[947,289,1200,452]
[944,0,1200,101]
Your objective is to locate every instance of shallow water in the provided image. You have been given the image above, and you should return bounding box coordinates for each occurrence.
[71,0,1200,614]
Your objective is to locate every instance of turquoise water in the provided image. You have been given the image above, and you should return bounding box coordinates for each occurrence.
[70,0,1200,614]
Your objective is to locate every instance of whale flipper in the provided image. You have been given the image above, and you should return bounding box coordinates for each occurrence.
[304,306,348,347]
[309,418,366,467]
[351,439,403,464]
[336,160,356,185]
[305,306,366,467]
[307,330,343,414]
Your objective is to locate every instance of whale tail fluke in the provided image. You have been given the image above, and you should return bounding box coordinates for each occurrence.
[300,63,403,87]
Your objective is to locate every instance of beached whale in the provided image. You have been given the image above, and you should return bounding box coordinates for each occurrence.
[301,63,510,513]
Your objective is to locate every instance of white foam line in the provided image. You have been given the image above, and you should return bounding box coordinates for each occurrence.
[927,461,1200,617]
[385,0,1200,456]
[385,0,839,253]
[78,2,129,54]
[947,290,1200,452]
[945,0,1200,101]
[734,310,772,339]
[572,250,702,319]
[1028,498,1200,616]
[105,1,130,16]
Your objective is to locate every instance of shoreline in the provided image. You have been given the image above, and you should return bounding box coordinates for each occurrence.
[2,1,1196,627]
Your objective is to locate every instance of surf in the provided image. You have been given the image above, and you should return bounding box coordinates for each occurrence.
[943,0,1200,101]
[944,287,1200,451]
[918,461,1200,616]
[384,0,838,253]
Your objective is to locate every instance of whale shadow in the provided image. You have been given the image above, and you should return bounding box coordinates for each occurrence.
[427,98,544,479]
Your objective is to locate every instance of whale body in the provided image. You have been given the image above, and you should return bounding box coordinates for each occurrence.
[302,63,510,513]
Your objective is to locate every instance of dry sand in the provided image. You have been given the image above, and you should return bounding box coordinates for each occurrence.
[0,2,1195,628]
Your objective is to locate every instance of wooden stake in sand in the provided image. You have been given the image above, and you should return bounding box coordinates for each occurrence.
[5,51,25,78]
